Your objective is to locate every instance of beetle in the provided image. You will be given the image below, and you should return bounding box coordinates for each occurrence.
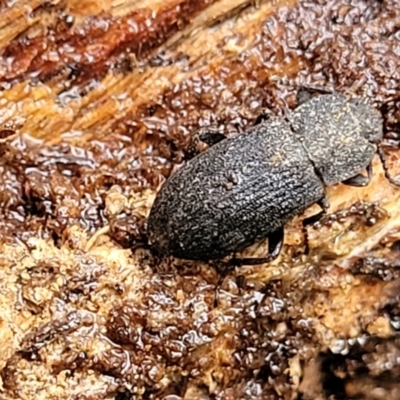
[147,92,400,265]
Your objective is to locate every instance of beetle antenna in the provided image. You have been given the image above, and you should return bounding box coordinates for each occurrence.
[285,75,341,92]
[276,78,336,95]
[377,145,400,187]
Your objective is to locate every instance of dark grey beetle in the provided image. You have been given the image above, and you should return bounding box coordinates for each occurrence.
[147,93,399,265]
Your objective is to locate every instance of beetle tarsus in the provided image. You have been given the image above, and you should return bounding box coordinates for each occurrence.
[230,226,284,266]
[213,227,284,306]
[342,163,373,187]
[213,260,237,307]
[254,109,274,126]
[295,85,335,106]
[302,196,329,255]
[197,127,227,147]
[302,197,329,227]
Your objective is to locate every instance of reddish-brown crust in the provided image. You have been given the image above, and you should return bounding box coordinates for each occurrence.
[0,1,216,83]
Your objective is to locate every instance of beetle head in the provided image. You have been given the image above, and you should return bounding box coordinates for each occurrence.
[349,99,384,144]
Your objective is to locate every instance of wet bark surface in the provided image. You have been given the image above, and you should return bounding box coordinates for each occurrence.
[0,0,400,399]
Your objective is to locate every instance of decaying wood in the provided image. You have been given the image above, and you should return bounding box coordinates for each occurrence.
[0,0,399,399]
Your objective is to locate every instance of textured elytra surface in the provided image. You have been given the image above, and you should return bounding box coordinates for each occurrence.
[148,117,324,260]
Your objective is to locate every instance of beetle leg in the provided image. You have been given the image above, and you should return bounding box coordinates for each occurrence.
[302,196,330,227]
[296,85,335,105]
[213,260,236,306]
[254,109,274,126]
[213,228,284,306]
[196,127,227,147]
[296,89,313,106]
[342,163,372,187]
[377,146,400,187]
[254,114,270,125]
[189,128,228,157]
[230,226,284,266]
[302,196,329,254]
